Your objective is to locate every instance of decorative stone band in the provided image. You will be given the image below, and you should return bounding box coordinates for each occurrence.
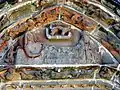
[0,65,120,90]
[5,5,97,39]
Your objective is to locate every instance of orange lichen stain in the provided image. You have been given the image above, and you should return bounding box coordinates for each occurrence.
[101,40,113,50]
[82,18,97,31]
[7,18,30,38]
[101,40,120,58]
[0,70,7,75]
[111,50,119,56]
[60,7,97,32]
[6,6,97,40]
[34,7,59,25]
[0,41,8,52]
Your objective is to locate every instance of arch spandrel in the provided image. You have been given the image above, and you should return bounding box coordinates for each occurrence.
[0,1,119,65]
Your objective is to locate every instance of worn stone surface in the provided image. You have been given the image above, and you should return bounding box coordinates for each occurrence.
[0,0,120,90]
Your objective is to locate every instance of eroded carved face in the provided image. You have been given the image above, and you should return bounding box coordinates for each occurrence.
[23,21,80,58]
[24,31,43,58]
